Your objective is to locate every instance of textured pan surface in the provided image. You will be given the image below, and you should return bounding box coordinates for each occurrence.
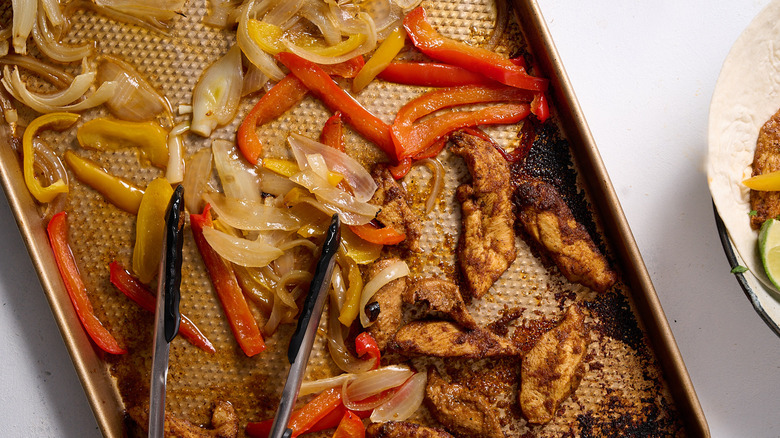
[0,0,702,436]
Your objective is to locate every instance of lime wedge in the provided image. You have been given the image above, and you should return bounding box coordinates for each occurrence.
[759,218,780,288]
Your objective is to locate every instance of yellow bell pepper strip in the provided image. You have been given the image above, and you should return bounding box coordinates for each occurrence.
[744,171,780,190]
[319,112,345,152]
[191,204,266,357]
[338,254,364,326]
[23,112,79,203]
[47,212,127,355]
[63,151,144,214]
[77,117,169,169]
[403,6,548,92]
[276,52,397,162]
[132,177,173,284]
[352,26,406,93]
[263,158,344,187]
[293,33,367,58]
[247,20,285,54]
[109,261,216,353]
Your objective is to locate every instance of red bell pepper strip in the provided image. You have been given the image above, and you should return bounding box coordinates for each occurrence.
[530,91,550,122]
[332,411,365,438]
[108,261,216,353]
[276,52,396,162]
[388,158,412,180]
[47,212,126,355]
[246,403,370,438]
[322,56,366,79]
[403,6,548,92]
[349,223,406,246]
[287,387,343,436]
[190,205,265,357]
[320,111,345,152]
[377,62,500,87]
[355,332,381,369]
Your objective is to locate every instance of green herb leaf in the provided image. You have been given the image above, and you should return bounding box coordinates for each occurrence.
[749,210,758,217]
[731,265,748,274]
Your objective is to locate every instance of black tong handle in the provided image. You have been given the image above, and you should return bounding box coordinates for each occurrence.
[163,185,185,343]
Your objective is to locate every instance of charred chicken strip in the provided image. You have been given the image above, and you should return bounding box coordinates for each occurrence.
[750,108,780,228]
[367,258,409,351]
[391,321,519,358]
[404,278,477,330]
[515,178,616,292]
[520,305,589,424]
[450,130,517,299]
[128,400,238,438]
[367,421,455,438]
[369,164,424,252]
[425,369,505,438]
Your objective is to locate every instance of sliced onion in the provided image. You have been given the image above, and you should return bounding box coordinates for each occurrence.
[203,0,242,28]
[203,192,300,231]
[370,371,427,423]
[201,226,283,267]
[283,12,377,65]
[277,238,317,252]
[259,168,300,196]
[263,0,304,26]
[97,56,171,122]
[300,373,356,397]
[237,0,285,81]
[165,122,188,183]
[359,260,410,327]
[32,11,95,63]
[242,62,269,96]
[1,64,117,113]
[342,365,413,410]
[0,54,74,88]
[12,0,36,55]
[299,0,341,46]
[291,170,379,225]
[391,0,423,10]
[288,133,377,202]
[182,147,213,214]
[40,0,67,28]
[328,295,375,374]
[212,139,262,204]
[93,0,186,31]
[330,264,346,307]
[274,269,311,308]
[191,45,244,137]
[292,195,370,227]
[416,158,444,214]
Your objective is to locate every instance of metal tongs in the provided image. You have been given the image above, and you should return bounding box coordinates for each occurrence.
[268,214,341,438]
[148,186,185,438]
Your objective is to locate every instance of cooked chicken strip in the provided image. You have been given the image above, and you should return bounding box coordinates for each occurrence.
[404,278,477,329]
[520,305,589,424]
[391,321,519,358]
[367,258,409,351]
[369,164,424,252]
[425,369,505,438]
[515,178,616,292]
[450,130,516,299]
[367,421,455,438]
[128,400,238,438]
[750,108,780,228]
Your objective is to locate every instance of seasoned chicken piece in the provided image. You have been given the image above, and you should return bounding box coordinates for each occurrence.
[367,421,455,438]
[391,321,519,358]
[425,369,505,438]
[404,278,477,329]
[751,108,780,228]
[128,400,238,437]
[450,130,516,298]
[369,164,424,252]
[520,305,589,424]
[515,178,616,292]
[366,258,409,350]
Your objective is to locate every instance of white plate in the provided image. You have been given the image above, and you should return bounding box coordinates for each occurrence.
[708,0,780,333]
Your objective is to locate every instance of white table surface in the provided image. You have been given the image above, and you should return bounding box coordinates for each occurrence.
[2,1,780,437]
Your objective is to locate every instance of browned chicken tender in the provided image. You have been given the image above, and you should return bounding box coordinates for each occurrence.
[367,421,455,438]
[515,178,616,292]
[450,130,517,299]
[425,369,505,438]
[366,258,409,351]
[404,278,477,329]
[750,108,780,228]
[391,321,519,358]
[520,305,589,424]
[128,400,238,437]
[369,164,424,252]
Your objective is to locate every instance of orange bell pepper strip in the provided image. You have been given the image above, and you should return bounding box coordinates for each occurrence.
[320,112,345,152]
[377,62,500,87]
[349,223,406,246]
[47,212,126,355]
[108,261,216,353]
[276,52,396,162]
[403,6,548,92]
[246,388,343,437]
[190,204,265,357]
[332,411,365,438]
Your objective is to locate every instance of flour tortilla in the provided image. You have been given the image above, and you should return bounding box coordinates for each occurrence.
[707,0,780,292]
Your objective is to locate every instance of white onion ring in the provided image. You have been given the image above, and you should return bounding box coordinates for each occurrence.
[237,0,285,81]
[416,158,445,214]
[342,365,413,410]
[0,54,74,88]
[370,371,427,422]
[32,10,94,63]
[201,226,284,267]
[182,147,213,214]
